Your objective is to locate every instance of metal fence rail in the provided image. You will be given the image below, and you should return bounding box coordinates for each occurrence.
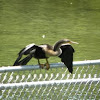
[0,59,100,72]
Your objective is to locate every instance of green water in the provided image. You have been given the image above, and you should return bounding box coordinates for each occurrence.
[0,0,100,66]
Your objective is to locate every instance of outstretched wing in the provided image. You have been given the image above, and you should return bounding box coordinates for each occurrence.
[13,43,36,66]
[59,45,75,73]
[16,55,33,65]
[18,43,36,55]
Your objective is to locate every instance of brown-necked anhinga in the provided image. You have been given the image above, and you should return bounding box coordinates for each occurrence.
[13,39,78,73]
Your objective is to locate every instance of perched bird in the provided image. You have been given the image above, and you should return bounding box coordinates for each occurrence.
[13,39,78,73]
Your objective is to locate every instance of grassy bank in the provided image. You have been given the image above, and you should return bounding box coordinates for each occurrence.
[0,0,100,66]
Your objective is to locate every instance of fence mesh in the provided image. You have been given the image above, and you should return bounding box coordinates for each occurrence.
[0,60,100,100]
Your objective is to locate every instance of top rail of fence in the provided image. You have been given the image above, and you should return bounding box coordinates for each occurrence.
[0,59,100,73]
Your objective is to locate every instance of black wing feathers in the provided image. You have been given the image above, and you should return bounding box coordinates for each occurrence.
[13,44,46,66]
[18,45,36,55]
[59,45,75,73]
[13,45,36,66]
[16,55,33,65]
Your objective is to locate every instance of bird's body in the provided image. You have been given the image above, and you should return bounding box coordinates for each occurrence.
[13,44,49,66]
[13,39,78,73]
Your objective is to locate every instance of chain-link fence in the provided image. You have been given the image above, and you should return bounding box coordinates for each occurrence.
[0,60,100,100]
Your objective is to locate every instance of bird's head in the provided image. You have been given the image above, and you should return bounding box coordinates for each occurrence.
[62,39,79,44]
[54,39,78,51]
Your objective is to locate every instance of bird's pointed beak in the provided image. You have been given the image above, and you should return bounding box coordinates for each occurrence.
[70,41,79,44]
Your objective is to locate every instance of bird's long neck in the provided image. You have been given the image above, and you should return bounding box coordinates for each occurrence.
[45,39,70,57]
[45,41,62,57]
[51,40,65,56]
[53,40,65,51]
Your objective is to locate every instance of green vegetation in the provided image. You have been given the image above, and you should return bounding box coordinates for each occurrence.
[0,0,100,66]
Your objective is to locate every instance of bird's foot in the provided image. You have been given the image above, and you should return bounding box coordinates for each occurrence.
[39,64,45,69]
[44,63,50,70]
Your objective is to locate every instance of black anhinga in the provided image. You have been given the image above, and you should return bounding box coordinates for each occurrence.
[13,39,78,73]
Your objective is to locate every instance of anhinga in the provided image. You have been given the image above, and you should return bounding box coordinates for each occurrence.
[13,39,78,73]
